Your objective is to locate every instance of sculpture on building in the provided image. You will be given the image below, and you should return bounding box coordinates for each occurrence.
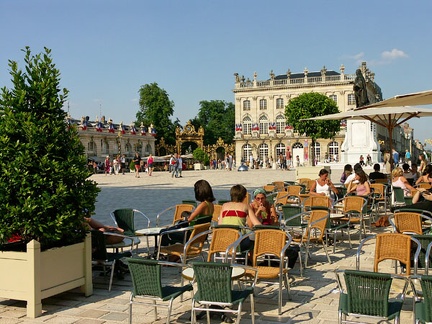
[353,69,370,108]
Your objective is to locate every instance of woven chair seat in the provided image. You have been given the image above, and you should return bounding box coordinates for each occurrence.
[160,244,201,257]
[244,266,288,279]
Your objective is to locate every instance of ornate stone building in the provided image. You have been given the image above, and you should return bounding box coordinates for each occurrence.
[232,62,411,165]
[71,116,156,162]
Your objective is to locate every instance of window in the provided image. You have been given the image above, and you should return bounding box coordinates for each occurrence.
[329,95,337,103]
[276,115,286,134]
[328,141,339,161]
[348,94,356,105]
[242,144,252,162]
[259,99,267,110]
[243,100,250,111]
[275,143,285,157]
[242,116,252,135]
[259,115,269,134]
[313,142,321,163]
[259,143,268,162]
[88,141,95,152]
[276,98,284,109]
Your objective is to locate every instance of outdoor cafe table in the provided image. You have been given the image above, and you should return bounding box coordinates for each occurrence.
[135,226,166,258]
[182,266,245,281]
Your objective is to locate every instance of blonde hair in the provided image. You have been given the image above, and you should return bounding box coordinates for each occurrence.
[391,167,403,178]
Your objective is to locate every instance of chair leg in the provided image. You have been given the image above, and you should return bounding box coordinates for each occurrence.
[109,260,116,291]
[191,300,196,324]
[129,297,133,324]
[206,305,211,323]
[166,299,174,324]
[322,241,332,264]
[153,300,157,321]
[250,294,255,324]
[236,302,243,324]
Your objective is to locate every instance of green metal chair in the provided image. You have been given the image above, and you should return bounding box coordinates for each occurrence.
[411,274,432,324]
[91,230,134,291]
[110,208,150,253]
[334,269,409,324]
[126,258,193,324]
[191,262,257,324]
[391,186,406,210]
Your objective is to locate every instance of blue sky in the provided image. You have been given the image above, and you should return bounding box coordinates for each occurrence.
[1,1,432,145]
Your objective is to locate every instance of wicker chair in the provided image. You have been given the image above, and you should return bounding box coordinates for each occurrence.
[263,184,276,193]
[275,191,291,206]
[212,204,222,223]
[207,226,241,262]
[157,222,211,263]
[337,196,368,240]
[126,258,193,324]
[191,262,257,324]
[416,182,432,190]
[156,204,194,226]
[370,183,388,217]
[272,181,286,192]
[389,211,425,235]
[334,269,409,324]
[356,233,421,275]
[291,209,331,268]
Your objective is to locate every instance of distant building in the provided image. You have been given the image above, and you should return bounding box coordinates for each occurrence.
[232,62,412,166]
[70,115,156,162]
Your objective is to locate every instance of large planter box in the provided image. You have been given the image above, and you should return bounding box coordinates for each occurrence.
[194,163,204,170]
[0,234,92,318]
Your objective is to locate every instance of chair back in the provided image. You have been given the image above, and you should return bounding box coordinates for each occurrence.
[252,229,288,264]
[418,275,432,322]
[287,185,302,198]
[370,183,385,198]
[393,211,423,235]
[192,262,233,303]
[275,191,290,206]
[304,209,329,240]
[297,178,311,191]
[374,233,412,273]
[344,270,392,317]
[207,227,240,262]
[212,204,222,223]
[392,186,406,206]
[182,200,197,207]
[310,196,331,209]
[272,181,285,192]
[127,258,164,298]
[91,230,108,261]
[412,235,432,270]
[173,204,194,225]
[263,185,276,193]
[417,182,432,190]
[281,205,302,226]
[111,208,135,236]
[343,196,365,214]
[185,222,211,255]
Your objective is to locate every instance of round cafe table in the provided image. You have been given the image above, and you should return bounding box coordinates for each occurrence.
[182,266,245,281]
[135,226,166,258]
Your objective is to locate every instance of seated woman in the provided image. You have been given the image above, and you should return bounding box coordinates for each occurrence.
[84,217,125,244]
[160,179,215,246]
[409,187,432,212]
[416,164,432,185]
[340,164,352,184]
[392,166,415,197]
[249,188,278,226]
[347,170,371,196]
[219,184,261,251]
[310,169,338,198]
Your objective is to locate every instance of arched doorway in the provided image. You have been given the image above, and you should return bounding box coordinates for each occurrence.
[292,142,304,166]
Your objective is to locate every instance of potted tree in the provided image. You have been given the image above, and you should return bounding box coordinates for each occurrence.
[192,148,208,170]
[0,47,100,318]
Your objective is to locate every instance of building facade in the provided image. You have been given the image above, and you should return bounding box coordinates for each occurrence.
[232,62,413,166]
[70,116,156,162]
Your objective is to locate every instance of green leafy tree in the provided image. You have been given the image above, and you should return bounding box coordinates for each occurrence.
[0,47,100,249]
[192,147,209,165]
[192,100,234,145]
[137,82,176,144]
[286,92,340,166]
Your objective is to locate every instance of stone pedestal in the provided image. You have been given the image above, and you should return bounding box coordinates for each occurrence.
[341,120,380,164]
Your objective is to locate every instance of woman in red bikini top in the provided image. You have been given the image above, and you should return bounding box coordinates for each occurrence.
[219,184,261,228]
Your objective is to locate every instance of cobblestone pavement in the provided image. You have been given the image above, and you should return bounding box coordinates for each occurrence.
[0,169,415,323]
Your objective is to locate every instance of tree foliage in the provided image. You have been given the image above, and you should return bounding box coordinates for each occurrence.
[0,47,100,249]
[286,92,340,140]
[191,100,234,145]
[137,82,176,144]
[192,147,209,165]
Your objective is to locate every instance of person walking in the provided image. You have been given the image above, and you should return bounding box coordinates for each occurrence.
[147,154,154,176]
[120,154,126,175]
[177,155,183,177]
[171,153,179,178]
[133,152,141,178]
[104,156,110,176]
